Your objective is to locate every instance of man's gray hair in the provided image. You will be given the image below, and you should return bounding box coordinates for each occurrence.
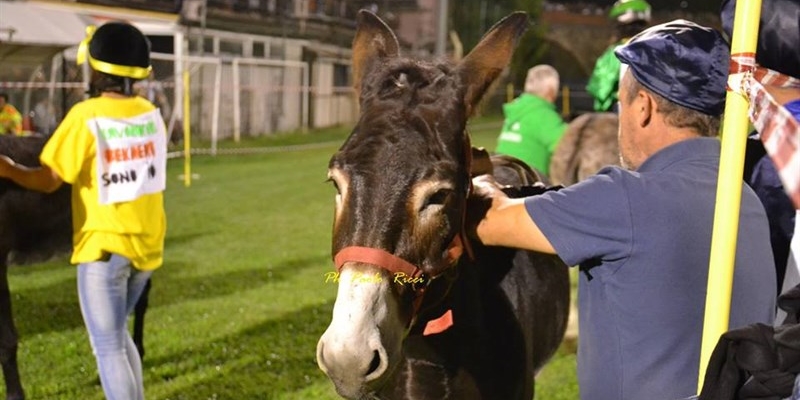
[622,75,721,137]
[524,65,560,97]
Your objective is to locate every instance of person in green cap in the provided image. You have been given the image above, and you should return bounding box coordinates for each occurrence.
[586,0,651,112]
[495,64,567,177]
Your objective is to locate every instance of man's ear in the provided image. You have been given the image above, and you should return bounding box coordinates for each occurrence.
[546,87,558,103]
[637,91,654,128]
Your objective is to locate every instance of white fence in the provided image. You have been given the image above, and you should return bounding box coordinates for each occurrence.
[231,57,309,141]
[0,52,357,156]
[146,53,356,156]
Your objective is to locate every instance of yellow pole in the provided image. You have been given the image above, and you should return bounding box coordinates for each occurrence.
[561,85,570,118]
[697,0,761,391]
[506,83,514,103]
[183,69,192,187]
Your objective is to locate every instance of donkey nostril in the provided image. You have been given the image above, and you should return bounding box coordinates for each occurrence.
[365,349,382,376]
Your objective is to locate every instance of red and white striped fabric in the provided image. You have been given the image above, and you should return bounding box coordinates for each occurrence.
[730,53,800,209]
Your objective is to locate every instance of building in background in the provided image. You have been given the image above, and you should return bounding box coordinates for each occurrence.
[0,0,720,141]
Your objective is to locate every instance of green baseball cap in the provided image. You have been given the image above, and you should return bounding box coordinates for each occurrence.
[609,0,651,24]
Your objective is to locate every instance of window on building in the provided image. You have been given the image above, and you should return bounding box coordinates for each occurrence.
[148,35,174,54]
[269,43,285,59]
[253,42,266,58]
[189,36,213,54]
[333,63,350,87]
[203,37,214,54]
[220,39,243,55]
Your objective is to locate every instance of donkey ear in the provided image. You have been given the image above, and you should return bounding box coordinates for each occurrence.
[457,12,529,115]
[352,10,400,93]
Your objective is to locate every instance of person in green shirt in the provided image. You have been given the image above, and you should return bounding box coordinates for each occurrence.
[495,64,567,177]
[586,0,652,112]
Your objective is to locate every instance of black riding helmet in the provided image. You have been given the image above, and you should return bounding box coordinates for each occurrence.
[77,21,152,96]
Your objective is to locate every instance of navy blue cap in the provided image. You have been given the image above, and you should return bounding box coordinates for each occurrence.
[615,19,729,115]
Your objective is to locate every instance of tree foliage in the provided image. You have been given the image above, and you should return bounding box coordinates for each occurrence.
[452,0,548,91]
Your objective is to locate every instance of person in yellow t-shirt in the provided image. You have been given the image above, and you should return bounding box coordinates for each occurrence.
[0,93,23,136]
[0,22,166,400]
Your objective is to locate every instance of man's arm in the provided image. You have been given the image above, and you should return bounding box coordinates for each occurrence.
[472,177,557,254]
[0,156,63,193]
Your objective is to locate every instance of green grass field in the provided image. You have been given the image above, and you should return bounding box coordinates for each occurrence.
[7,119,578,399]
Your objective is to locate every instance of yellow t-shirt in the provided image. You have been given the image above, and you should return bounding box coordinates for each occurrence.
[40,96,167,270]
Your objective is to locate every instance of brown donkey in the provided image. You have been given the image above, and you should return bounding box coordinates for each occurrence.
[549,112,620,186]
[316,11,570,399]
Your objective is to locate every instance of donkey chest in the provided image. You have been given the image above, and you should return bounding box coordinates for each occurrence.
[381,307,530,399]
[382,355,529,400]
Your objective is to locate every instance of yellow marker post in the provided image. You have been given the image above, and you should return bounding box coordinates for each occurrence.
[697,0,761,391]
[506,83,514,103]
[183,69,191,187]
[561,85,570,118]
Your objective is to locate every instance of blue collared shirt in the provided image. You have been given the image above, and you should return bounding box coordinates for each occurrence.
[526,137,776,400]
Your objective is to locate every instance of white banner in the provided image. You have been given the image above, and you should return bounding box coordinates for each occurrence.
[89,109,167,205]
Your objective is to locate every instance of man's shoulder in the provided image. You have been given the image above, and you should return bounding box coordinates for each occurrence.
[518,98,563,123]
[739,184,771,226]
[593,165,639,183]
[530,167,633,211]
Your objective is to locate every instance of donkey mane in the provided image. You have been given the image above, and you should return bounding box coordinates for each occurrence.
[360,60,456,106]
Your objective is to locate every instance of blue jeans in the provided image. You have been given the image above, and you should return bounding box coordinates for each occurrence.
[78,255,152,400]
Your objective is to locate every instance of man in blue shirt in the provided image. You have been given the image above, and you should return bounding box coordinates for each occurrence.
[471,20,776,399]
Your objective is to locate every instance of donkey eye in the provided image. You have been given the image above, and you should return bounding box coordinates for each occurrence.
[422,189,451,211]
[327,178,340,194]
[327,178,344,212]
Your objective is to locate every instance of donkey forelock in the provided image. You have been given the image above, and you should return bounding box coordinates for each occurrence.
[359,59,466,126]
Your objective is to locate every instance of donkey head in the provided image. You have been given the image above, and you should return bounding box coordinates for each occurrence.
[316,10,528,399]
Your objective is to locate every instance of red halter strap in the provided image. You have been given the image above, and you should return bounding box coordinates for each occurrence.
[333,236,464,335]
[334,246,422,278]
[333,245,429,328]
